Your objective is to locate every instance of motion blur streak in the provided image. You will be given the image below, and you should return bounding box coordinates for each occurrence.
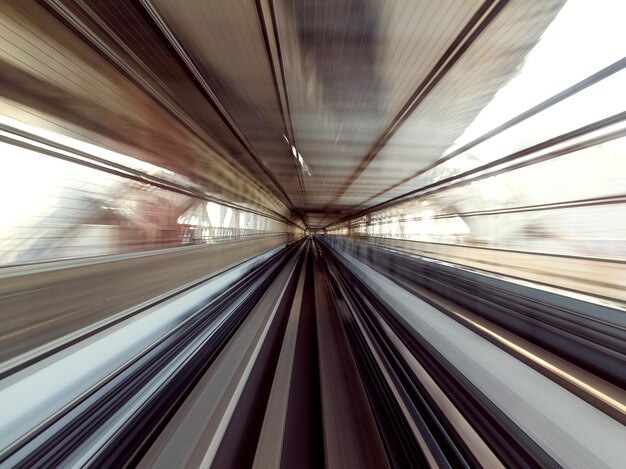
[0,0,625,467]
[457,312,626,417]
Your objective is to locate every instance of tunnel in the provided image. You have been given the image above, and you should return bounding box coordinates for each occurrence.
[0,0,625,467]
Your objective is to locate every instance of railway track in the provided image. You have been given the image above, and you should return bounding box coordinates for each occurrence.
[0,238,624,467]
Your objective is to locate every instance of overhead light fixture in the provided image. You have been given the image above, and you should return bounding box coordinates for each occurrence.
[285,136,311,176]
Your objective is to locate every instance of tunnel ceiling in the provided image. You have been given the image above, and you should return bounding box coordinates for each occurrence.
[1,0,565,229]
